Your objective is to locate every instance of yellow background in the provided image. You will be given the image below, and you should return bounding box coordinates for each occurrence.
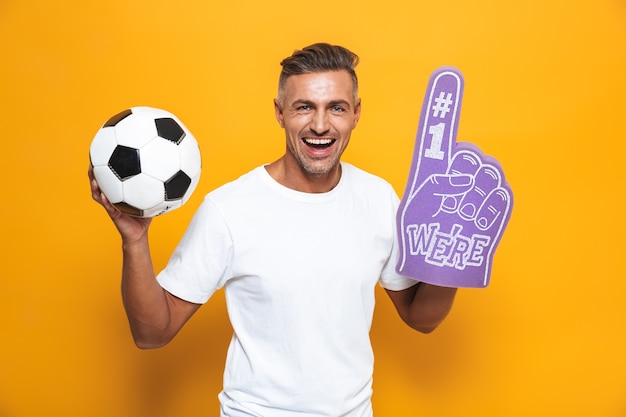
[1,0,625,415]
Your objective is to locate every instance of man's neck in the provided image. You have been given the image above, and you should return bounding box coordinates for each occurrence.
[264,156,342,193]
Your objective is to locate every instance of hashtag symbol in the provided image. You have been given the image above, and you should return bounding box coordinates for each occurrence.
[431,92,453,118]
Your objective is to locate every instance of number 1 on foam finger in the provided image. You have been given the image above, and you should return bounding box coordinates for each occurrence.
[425,122,445,160]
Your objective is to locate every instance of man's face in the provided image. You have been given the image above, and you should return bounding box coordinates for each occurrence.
[275,70,361,178]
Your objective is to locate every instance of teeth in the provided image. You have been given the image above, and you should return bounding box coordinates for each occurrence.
[304,138,333,145]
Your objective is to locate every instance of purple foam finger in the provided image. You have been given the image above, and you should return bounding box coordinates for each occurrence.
[396,67,514,288]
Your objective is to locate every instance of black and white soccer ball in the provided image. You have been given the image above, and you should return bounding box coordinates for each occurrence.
[90,106,201,218]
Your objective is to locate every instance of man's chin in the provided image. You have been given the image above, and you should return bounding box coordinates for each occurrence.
[302,160,339,177]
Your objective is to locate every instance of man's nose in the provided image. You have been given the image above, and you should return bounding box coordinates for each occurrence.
[309,110,330,135]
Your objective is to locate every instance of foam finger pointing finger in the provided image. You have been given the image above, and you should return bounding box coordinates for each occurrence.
[408,67,465,199]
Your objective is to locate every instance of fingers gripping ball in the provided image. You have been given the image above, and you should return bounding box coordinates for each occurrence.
[396,68,513,288]
[90,107,202,218]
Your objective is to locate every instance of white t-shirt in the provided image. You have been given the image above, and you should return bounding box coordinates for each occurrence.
[157,163,416,417]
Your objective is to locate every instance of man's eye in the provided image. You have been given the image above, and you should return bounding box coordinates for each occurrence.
[297,105,311,111]
[331,106,346,112]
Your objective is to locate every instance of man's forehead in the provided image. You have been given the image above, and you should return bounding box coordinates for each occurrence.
[283,71,356,101]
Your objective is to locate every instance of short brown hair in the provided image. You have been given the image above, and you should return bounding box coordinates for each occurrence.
[278,43,359,103]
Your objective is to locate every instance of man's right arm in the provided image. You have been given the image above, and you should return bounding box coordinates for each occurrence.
[120,236,200,349]
[89,167,200,349]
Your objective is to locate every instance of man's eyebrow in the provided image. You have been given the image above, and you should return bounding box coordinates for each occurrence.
[328,100,351,108]
[290,99,352,108]
[291,99,315,107]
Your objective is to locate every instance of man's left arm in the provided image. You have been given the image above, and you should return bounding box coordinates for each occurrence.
[385,284,457,333]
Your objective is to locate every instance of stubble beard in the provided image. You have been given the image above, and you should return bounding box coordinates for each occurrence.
[289,142,342,177]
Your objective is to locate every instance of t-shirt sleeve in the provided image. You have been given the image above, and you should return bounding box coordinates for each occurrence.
[157,196,233,304]
[379,239,419,291]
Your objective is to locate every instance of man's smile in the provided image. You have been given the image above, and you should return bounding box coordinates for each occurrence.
[302,137,336,149]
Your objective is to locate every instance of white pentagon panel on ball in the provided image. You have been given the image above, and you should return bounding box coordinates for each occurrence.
[89,128,118,167]
[123,174,165,210]
[140,137,181,181]
[93,166,124,204]
[179,135,202,179]
[114,111,159,149]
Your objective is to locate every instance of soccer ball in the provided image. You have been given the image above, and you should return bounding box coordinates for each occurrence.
[90,106,201,218]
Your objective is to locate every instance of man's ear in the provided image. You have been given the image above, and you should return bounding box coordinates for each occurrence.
[274,98,285,128]
[353,98,362,128]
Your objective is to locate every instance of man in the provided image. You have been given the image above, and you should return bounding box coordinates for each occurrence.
[89,43,457,416]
